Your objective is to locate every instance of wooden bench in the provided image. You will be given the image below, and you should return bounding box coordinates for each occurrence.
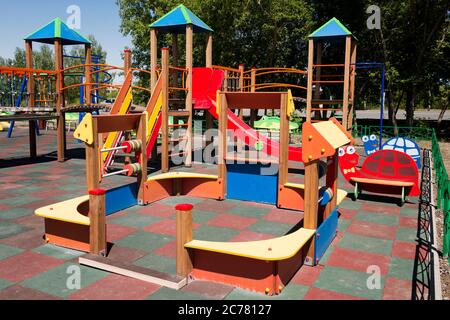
[185,227,315,261]
[147,172,218,181]
[35,195,90,225]
[350,177,414,204]
[35,196,91,252]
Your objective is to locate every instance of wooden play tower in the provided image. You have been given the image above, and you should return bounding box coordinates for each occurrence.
[149,4,214,171]
[306,18,357,131]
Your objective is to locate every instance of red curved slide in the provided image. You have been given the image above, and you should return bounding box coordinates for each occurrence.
[192,68,303,162]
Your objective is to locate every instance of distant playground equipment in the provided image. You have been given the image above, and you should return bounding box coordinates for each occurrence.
[338,146,420,204]
[34,6,356,295]
[362,135,422,169]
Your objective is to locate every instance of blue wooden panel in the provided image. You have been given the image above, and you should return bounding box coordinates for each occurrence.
[226,163,278,205]
[106,183,138,216]
[314,208,338,263]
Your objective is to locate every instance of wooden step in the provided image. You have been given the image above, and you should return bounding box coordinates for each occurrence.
[310,99,343,105]
[168,110,190,117]
[168,123,189,128]
[310,108,343,112]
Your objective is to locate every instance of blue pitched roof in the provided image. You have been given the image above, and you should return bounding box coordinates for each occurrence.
[25,18,91,45]
[150,5,213,34]
[309,18,353,39]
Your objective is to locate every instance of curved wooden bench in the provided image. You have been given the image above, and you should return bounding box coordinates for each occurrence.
[147,172,218,181]
[350,177,414,204]
[144,172,223,204]
[185,227,315,261]
[35,196,90,226]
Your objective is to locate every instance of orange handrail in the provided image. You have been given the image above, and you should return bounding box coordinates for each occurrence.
[0,66,57,75]
[243,83,307,91]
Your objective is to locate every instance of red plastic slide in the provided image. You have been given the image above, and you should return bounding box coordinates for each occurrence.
[192,68,303,162]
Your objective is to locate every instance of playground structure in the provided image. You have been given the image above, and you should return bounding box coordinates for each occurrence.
[31,6,360,295]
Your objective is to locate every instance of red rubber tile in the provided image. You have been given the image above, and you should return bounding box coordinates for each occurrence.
[29,189,69,199]
[399,216,418,228]
[107,224,137,242]
[382,277,412,300]
[69,273,160,300]
[0,183,25,191]
[338,208,358,220]
[182,280,234,300]
[263,211,302,225]
[391,241,416,260]
[291,265,323,286]
[346,220,397,240]
[144,219,200,236]
[207,213,257,230]
[154,240,176,257]
[305,287,364,300]
[0,251,64,282]
[144,219,177,236]
[194,200,237,213]
[106,245,148,262]
[360,203,400,215]
[0,203,13,211]
[229,230,274,242]
[136,203,175,218]
[327,247,391,275]
[0,285,59,300]
[0,230,45,250]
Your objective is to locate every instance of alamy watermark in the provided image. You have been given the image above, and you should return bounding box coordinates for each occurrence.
[66,5,81,30]
[366,265,382,290]
[66,264,81,290]
[366,5,381,30]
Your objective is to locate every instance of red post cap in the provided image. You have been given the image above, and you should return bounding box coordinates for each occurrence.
[89,189,106,196]
[175,204,193,211]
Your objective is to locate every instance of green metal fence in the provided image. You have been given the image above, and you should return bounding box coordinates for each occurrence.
[431,129,450,262]
[354,125,433,141]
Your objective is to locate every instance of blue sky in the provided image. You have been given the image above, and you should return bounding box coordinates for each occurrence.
[0,0,132,67]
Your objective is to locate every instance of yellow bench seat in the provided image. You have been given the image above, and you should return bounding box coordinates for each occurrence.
[147,172,218,181]
[35,196,90,226]
[350,177,414,187]
[185,227,315,261]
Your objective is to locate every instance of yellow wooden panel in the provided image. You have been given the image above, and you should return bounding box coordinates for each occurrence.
[73,113,93,145]
[185,228,315,261]
[312,121,350,149]
[336,189,348,205]
[35,196,90,226]
[102,89,133,163]
[146,92,163,141]
[284,182,305,190]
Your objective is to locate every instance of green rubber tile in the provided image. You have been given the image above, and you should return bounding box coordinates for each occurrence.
[146,287,206,300]
[318,245,335,265]
[0,208,33,220]
[193,210,218,224]
[0,278,13,290]
[5,186,43,195]
[400,207,418,218]
[109,214,161,229]
[247,220,293,236]
[21,263,109,298]
[0,244,23,260]
[388,257,414,281]
[134,254,176,275]
[313,266,384,300]
[338,233,393,256]
[115,231,174,251]
[0,222,27,239]
[338,201,361,210]
[0,196,42,206]
[354,212,399,226]
[225,288,273,300]
[33,244,85,261]
[338,219,351,232]
[7,179,43,186]
[157,196,204,206]
[194,225,240,242]
[57,184,87,192]
[227,206,271,219]
[396,227,417,243]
